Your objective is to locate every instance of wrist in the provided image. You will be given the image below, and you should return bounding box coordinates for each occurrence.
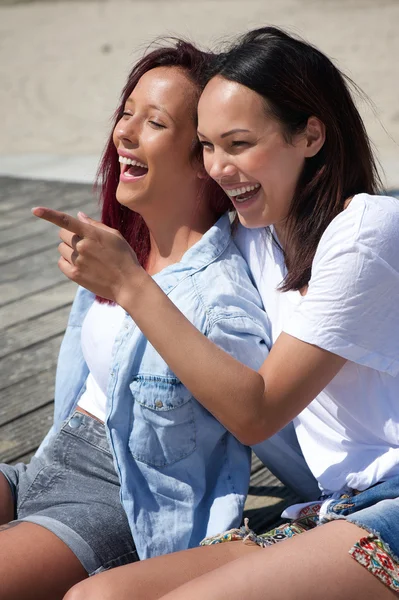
[115,266,151,314]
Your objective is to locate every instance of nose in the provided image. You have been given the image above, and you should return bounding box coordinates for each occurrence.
[114,116,139,147]
[207,151,237,183]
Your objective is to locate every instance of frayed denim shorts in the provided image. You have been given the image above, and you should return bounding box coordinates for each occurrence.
[202,476,399,593]
[0,411,138,575]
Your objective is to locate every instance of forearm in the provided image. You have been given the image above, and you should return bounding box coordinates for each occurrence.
[119,271,267,444]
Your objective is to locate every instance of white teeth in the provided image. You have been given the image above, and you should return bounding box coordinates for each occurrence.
[118,156,148,169]
[226,183,260,197]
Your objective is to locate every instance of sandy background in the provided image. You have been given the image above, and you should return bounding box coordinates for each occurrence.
[0,0,398,186]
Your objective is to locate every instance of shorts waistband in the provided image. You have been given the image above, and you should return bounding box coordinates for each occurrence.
[61,410,111,454]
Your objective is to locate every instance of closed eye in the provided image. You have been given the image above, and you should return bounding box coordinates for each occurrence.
[199,140,213,150]
[149,120,166,129]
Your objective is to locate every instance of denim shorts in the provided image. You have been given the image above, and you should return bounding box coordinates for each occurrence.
[201,476,399,593]
[0,411,138,575]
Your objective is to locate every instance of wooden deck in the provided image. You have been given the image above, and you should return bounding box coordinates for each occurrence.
[0,175,300,532]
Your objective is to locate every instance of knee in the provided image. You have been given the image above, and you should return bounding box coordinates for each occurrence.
[63,579,97,600]
[63,576,120,600]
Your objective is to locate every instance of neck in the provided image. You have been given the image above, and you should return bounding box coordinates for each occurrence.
[144,192,218,276]
[273,222,288,249]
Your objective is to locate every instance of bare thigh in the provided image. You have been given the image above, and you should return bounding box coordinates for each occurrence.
[158,521,396,600]
[0,521,87,600]
[0,473,14,525]
[64,540,261,600]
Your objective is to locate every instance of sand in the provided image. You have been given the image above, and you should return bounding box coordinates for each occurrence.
[0,0,398,186]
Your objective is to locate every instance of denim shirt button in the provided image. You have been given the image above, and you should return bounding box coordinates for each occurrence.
[155,400,163,408]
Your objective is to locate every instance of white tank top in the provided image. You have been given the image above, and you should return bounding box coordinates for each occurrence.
[77,301,126,422]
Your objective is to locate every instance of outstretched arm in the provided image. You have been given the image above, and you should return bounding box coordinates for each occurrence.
[32,207,345,444]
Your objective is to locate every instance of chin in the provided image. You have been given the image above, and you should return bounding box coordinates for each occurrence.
[116,191,143,210]
[236,213,268,229]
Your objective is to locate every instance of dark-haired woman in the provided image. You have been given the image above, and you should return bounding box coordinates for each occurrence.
[0,39,316,600]
[53,27,398,600]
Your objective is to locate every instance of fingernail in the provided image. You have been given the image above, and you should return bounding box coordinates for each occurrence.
[32,207,44,216]
[77,211,89,221]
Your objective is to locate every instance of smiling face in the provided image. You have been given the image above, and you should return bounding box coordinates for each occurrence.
[197,76,310,232]
[113,66,200,217]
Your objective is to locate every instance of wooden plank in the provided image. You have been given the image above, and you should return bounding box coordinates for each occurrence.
[0,403,54,464]
[0,178,61,213]
[0,193,98,229]
[1,305,71,358]
[0,181,98,229]
[0,177,95,214]
[0,268,71,307]
[0,246,61,283]
[247,466,295,507]
[244,465,299,532]
[0,335,63,390]
[0,199,99,248]
[251,453,265,475]
[0,280,76,328]
[0,369,55,426]
[0,229,60,265]
[12,451,37,466]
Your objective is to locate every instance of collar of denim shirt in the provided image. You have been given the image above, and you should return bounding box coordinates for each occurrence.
[151,212,232,296]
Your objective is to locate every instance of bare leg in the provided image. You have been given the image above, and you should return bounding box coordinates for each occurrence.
[0,473,14,525]
[64,540,261,600]
[0,522,87,600]
[158,521,396,600]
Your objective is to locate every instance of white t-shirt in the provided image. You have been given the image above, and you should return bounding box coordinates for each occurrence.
[236,193,399,494]
[77,301,126,422]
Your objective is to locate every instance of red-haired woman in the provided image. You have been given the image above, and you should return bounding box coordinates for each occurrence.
[0,39,314,599]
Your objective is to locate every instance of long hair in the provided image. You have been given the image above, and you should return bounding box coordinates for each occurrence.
[211,27,382,291]
[97,39,230,269]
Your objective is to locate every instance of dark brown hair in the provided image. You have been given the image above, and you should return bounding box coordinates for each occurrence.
[211,27,382,291]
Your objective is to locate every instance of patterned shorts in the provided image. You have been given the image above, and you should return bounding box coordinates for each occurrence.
[201,478,399,594]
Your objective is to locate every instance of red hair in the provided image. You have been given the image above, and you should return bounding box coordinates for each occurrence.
[96,39,230,269]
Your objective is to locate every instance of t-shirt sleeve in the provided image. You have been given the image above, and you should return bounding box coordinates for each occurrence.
[283,195,399,376]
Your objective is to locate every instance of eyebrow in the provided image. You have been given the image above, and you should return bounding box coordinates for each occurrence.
[197,128,250,139]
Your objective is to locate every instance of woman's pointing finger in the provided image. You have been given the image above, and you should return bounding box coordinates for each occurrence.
[32,207,92,238]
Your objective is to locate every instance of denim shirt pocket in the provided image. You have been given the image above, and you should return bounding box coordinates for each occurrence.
[128,375,196,468]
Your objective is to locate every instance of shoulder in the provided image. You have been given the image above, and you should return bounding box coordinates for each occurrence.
[355,193,399,252]
[193,237,270,329]
[286,194,399,376]
[315,193,399,265]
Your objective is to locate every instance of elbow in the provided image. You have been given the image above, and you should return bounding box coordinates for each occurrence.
[231,415,274,446]
[230,376,274,445]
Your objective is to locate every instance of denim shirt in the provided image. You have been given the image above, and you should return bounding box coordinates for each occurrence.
[38,213,271,559]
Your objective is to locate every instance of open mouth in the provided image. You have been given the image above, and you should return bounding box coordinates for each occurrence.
[225,183,261,203]
[119,156,148,179]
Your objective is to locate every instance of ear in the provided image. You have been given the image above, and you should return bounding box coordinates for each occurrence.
[304,117,325,158]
